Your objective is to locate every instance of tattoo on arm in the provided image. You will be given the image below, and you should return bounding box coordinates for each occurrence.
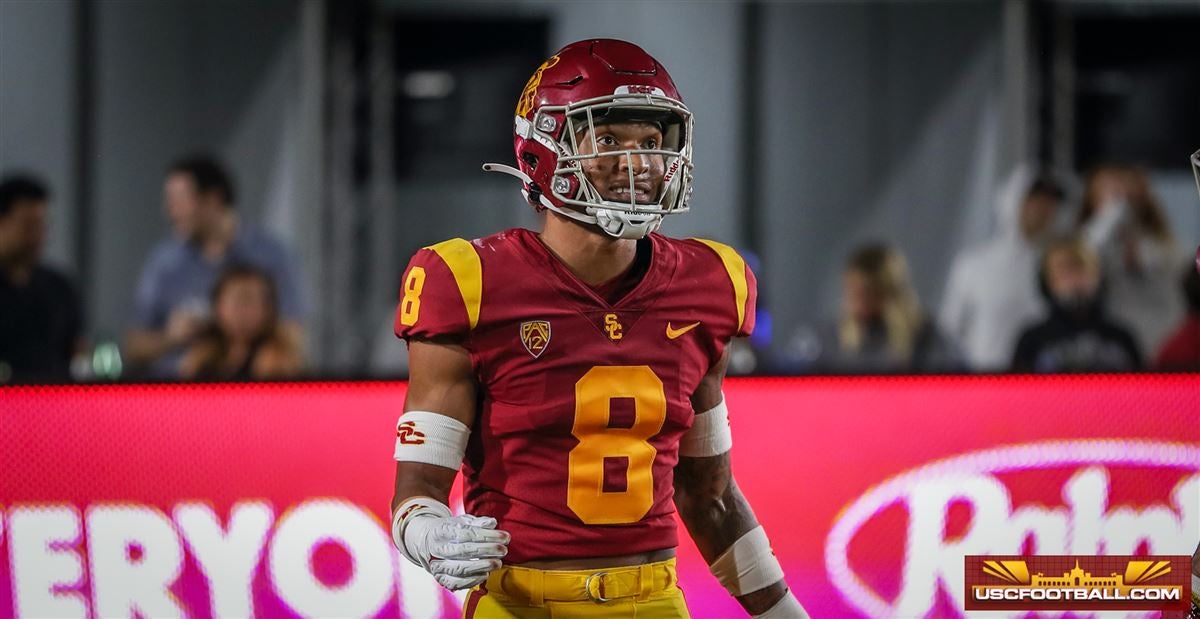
[674,452,788,615]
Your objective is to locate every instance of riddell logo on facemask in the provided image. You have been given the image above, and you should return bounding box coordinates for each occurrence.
[824,440,1200,618]
[662,159,681,185]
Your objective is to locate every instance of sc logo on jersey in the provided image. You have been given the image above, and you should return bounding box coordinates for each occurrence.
[604,313,624,341]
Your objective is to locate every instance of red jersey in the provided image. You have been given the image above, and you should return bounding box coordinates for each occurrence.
[394,228,756,563]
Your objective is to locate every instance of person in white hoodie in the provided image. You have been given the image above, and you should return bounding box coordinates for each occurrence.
[939,167,1067,371]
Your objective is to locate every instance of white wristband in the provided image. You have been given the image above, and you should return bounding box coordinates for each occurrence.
[753,591,809,619]
[391,496,452,568]
[709,526,785,597]
[393,410,470,471]
[679,394,733,457]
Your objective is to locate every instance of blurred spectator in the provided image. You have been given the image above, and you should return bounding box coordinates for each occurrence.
[810,242,961,373]
[370,303,410,378]
[0,175,85,383]
[940,167,1066,371]
[1011,237,1140,372]
[1154,263,1200,371]
[180,265,302,380]
[125,155,307,378]
[1078,164,1184,358]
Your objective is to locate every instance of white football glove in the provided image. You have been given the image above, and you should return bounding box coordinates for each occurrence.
[394,498,510,591]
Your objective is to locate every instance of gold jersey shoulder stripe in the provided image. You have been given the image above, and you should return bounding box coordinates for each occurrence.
[424,238,482,329]
[693,238,748,332]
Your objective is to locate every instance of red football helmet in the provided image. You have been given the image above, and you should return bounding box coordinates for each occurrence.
[483,39,694,239]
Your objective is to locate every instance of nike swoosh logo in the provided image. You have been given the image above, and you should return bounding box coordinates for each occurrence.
[666,321,701,339]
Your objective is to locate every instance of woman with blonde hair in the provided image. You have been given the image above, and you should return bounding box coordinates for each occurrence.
[1078,164,1184,357]
[815,242,961,373]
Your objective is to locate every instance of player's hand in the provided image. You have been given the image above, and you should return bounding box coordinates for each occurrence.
[405,513,510,591]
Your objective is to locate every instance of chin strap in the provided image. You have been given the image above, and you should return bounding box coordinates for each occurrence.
[482,163,661,240]
[595,208,661,239]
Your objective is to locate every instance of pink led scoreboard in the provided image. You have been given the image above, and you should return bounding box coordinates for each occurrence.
[1,375,1196,618]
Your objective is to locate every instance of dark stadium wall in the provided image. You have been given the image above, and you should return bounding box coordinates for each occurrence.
[88,0,319,348]
[759,1,1009,360]
[0,0,78,270]
[358,0,747,373]
[1,1,321,348]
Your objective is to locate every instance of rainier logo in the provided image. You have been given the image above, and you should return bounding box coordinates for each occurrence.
[965,556,1188,612]
[824,440,1200,618]
[396,421,426,445]
[520,320,551,358]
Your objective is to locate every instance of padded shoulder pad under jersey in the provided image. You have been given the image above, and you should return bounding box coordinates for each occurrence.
[394,238,483,340]
[692,238,757,340]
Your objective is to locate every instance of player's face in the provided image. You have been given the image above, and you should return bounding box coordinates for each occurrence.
[216,276,271,342]
[575,122,666,204]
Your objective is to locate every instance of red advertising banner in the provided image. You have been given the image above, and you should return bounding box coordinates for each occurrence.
[1,375,1197,618]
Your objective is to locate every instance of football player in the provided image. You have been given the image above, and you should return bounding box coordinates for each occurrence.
[389,39,806,618]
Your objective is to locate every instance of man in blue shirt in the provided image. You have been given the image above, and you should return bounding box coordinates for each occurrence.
[125,156,307,378]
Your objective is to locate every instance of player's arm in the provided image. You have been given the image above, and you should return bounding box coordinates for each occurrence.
[673,349,808,618]
[391,337,475,509]
[388,336,509,591]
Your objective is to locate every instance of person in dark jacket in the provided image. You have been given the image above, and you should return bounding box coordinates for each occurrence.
[1011,236,1141,372]
[0,174,84,383]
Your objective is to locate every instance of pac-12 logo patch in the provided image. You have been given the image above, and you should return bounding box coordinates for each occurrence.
[520,320,551,358]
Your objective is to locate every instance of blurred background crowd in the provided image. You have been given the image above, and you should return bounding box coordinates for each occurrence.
[1,0,1197,383]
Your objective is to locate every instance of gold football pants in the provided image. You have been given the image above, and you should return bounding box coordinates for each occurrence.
[462,557,690,618]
